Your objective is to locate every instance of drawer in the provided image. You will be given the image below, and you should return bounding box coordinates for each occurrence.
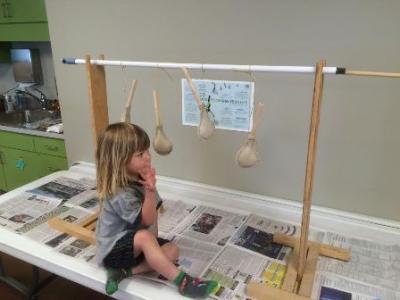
[34,136,66,157]
[0,131,35,151]
[40,154,68,175]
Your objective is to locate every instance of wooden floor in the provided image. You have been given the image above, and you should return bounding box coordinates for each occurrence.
[0,252,112,300]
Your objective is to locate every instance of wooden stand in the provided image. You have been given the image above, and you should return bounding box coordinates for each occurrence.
[48,54,110,244]
[49,56,351,298]
[246,60,350,300]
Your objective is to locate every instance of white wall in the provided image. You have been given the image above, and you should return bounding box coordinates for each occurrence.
[46,0,400,221]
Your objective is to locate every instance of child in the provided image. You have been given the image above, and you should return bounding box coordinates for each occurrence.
[95,122,219,298]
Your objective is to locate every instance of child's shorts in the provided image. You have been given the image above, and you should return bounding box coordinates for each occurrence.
[103,230,169,269]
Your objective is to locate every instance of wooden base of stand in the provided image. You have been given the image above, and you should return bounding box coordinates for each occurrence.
[48,212,98,245]
[246,234,350,300]
[47,206,165,245]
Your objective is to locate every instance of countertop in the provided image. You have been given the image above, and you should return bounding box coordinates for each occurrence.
[0,124,64,139]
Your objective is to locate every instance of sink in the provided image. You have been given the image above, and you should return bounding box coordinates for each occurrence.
[0,110,61,131]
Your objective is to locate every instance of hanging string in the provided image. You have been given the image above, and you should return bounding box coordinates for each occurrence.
[121,65,129,102]
[158,67,182,107]
[235,67,258,126]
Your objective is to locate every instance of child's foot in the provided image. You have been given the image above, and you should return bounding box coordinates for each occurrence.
[174,271,220,298]
[105,268,132,295]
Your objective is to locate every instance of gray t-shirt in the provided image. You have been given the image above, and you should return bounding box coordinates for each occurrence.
[95,183,162,266]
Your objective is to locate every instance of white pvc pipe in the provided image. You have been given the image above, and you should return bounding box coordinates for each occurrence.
[63,58,340,75]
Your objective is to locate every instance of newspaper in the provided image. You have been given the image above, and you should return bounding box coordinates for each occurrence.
[202,245,286,300]
[173,236,223,277]
[54,236,97,263]
[158,199,197,239]
[0,193,62,231]
[136,236,223,289]
[231,214,300,262]
[180,206,247,246]
[18,205,70,237]
[27,176,95,200]
[244,214,298,236]
[231,225,292,261]
[2,173,400,300]
[312,272,400,300]
[244,214,325,241]
[67,189,100,214]
[317,232,400,292]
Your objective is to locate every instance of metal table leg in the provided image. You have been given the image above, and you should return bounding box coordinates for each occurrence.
[0,255,58,300]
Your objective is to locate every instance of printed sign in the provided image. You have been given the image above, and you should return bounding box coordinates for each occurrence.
[182,79,254,132]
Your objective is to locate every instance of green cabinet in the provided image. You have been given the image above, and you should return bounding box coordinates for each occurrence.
[39,154,68,175]
[0,0,47,23]
[0,0,49,41]
[0,146,43,190]
[0,130,68,191]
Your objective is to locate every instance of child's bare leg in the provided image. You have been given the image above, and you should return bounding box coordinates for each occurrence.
[133,230,180,280]
[131,242,179,274]
[107,230,218,298]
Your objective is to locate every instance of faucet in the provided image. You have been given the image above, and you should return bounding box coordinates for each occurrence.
[16,88,48,110]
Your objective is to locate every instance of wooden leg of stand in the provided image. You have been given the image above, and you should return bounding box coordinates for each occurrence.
[274,233,350,261]
[78,212,99,227]
[298,246,319,297]
[282,244,299,292]
[48,218,96,244]
[86,54,109,148]
[298,59,326,280]
[247,281,311,300]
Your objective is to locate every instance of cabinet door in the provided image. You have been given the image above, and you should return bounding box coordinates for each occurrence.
[0,0,47,23]
[40,154,68,176]
[0,152,6,190]
[34,137,66,157]
[0,146,42,190]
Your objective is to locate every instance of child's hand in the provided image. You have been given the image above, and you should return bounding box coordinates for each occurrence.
[139,167,156,192]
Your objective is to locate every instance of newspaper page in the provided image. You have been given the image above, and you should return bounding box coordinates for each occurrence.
[173,236,223,277]
[66,189,100,214]
[54,235,97,263]
[0,193,62,231]
[230,214,299,261]
[157,199,197,239]
[244,214,325,241]
[244,214,298,236]
[312,272,400,300]
[180,206,247,246]
[136,236,223,289]
[318,232,400,292]
[202,245,286,300]
[18,205,70,238]
[27,176,95,200]
[230,225,292,262]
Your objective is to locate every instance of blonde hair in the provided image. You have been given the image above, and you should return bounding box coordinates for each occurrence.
[96,122,150,201]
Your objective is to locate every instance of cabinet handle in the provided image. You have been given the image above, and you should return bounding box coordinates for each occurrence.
[1,3,6,18]
[45,145,59,152]
[4,0,11,18]
[0,151,4,165]
[47,167,60,173]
